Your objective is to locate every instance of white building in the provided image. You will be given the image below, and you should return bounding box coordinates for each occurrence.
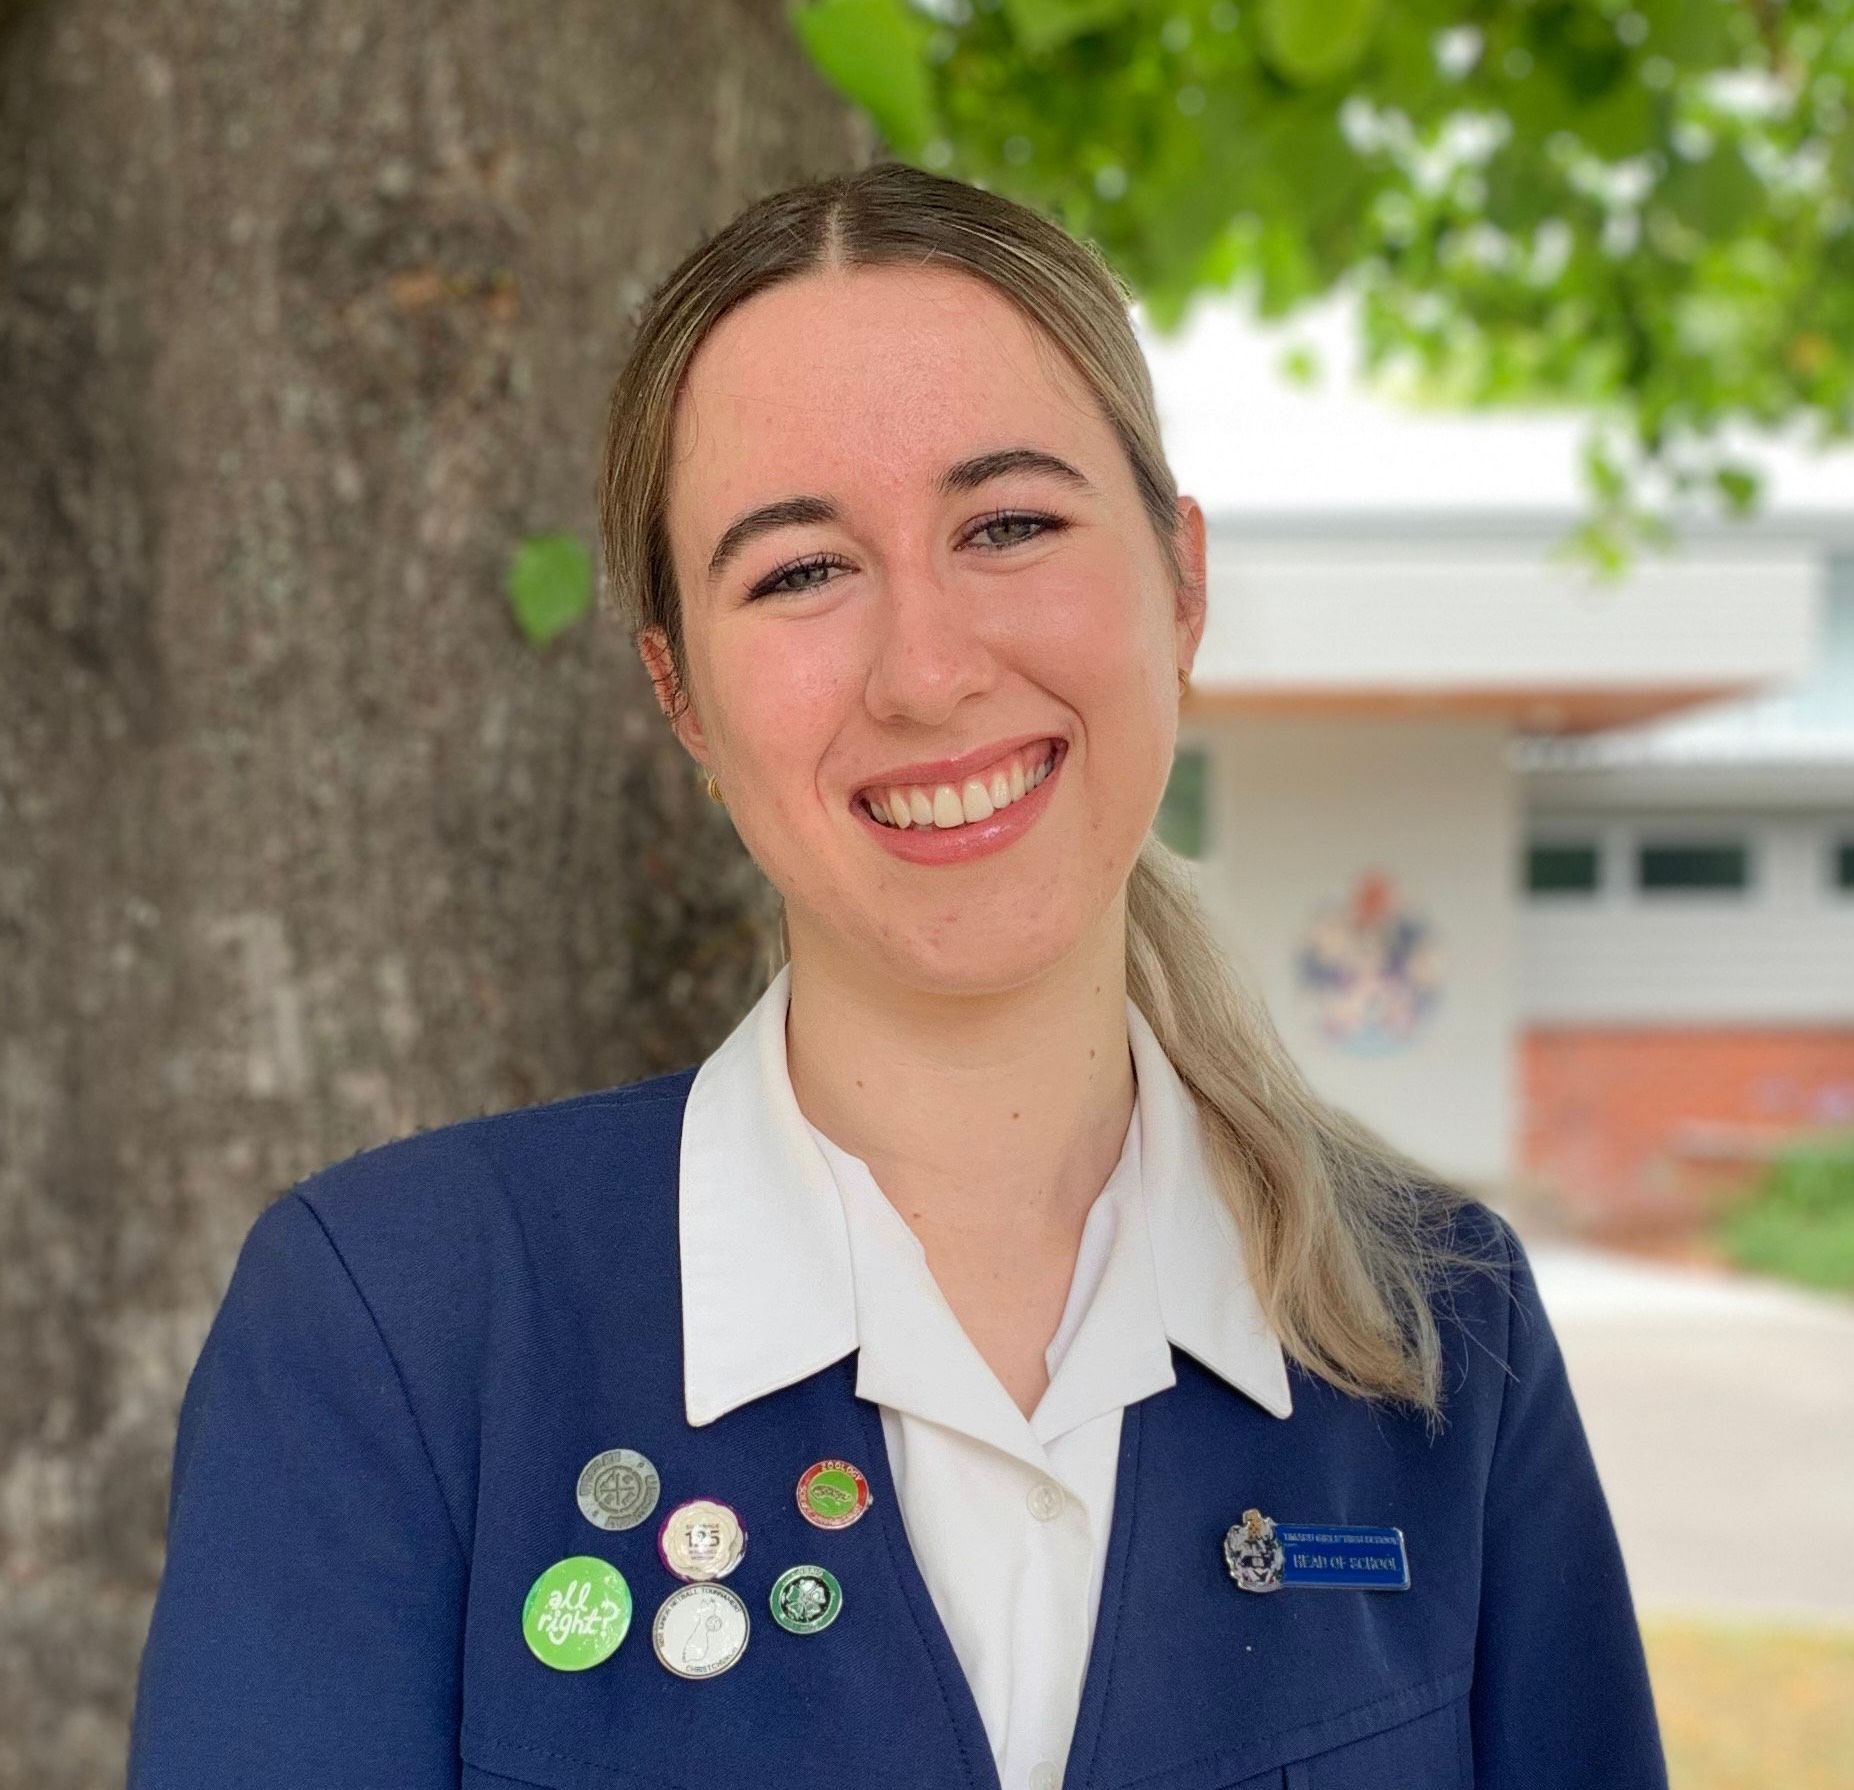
[1143,295,1854,1231]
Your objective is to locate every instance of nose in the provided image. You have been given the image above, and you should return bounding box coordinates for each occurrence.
[860,556,999,726]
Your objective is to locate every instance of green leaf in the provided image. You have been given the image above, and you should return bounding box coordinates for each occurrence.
[1581,433,1627,503]
[1256,0,1382,86]
[1552,514,1632,582]
[789,0,940,157]
[778,0,1845,549]
[1002,0,1131,56]
[1567,68,1657,159]
[1639,0,1738,72]
[508,533,592,650]
[1278,341,1322,385]
[1713,462,1762,513]
[1657,143,1765,239]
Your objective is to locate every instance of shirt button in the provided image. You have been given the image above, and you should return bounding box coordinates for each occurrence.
[1030,1764,1062,1790]
[1026,1479,1065,1522]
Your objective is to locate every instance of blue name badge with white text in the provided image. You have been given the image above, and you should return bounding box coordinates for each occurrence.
[1223,1509,1411,1593]
[1274,1524,1410,1590]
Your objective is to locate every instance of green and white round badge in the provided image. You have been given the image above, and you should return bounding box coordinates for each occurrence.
[522,1555,633,1670]
[770,1564,843,1635]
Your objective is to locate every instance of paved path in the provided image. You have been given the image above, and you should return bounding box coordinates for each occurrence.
[1516,1229,1854,1625]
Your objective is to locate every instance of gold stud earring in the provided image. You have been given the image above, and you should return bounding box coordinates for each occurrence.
[704,771,724,805]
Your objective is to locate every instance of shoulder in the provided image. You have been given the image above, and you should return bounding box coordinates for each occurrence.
[198,1068,700,1526]
[1411,1187,1572,1445]
[284,1064,696,1254]
[225,1065,698,1370]
[1433,1190,1543,1337]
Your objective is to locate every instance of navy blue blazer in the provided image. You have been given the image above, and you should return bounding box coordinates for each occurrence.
[128,1068,1670,1789]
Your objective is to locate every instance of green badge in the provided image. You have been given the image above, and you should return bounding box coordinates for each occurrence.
[770,1563,844,1635]
[522,1555,633,1670]
[796,1458,870,1530]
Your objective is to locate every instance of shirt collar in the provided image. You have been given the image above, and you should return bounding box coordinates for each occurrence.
[1125,994,1294,1419]
[814,1100,1178,1472]
[677,963,857,1428]
[677,963,1293,1429]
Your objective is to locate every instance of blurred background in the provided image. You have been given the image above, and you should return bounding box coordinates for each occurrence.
[1,1,1849,1784]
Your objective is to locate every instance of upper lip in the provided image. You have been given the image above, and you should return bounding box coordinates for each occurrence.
[853,731,1064,799]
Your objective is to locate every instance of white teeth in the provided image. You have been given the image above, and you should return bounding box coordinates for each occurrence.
[863,743,1058,830]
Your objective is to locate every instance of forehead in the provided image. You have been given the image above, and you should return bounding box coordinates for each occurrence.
[666,264,1111,542]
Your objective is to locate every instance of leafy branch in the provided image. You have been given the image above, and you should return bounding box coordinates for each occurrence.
[790,0,1854,576]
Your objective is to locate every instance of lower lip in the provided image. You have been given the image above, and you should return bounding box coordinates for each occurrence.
[854,740,1068,866]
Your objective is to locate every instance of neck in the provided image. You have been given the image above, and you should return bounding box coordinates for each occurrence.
[782,906,1138,1415]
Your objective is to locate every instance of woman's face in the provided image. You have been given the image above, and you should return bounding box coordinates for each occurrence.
[646,262,1206,996]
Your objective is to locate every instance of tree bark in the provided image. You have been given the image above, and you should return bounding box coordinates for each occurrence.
[0,2,869,1779]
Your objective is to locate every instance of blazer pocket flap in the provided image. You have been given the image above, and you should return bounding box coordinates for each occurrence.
[1152,1665,1474,1790]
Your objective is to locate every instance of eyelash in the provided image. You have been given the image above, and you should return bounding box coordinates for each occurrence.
[744,508,1068,601]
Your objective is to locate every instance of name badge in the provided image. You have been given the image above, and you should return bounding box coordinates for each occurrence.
[1223,1507,1410,1593]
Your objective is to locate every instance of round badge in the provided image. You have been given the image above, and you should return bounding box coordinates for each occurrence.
[796,1458,871,1530]
[657,1496,747,1582]
[575,1447,661,1532]
[652,1582,750,1679]
[770,1564,844,1635]
[521,1556,633,1671]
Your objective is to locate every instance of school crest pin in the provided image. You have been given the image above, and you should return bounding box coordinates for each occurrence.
[1223,1507,1286,1593]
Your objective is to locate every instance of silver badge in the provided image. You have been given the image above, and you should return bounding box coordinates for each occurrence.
[575,1448,662,1532]
[652,1582,750,1679]
[1223,1506,1286,1593]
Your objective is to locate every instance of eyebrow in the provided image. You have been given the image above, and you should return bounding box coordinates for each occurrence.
[704,446,1097,585]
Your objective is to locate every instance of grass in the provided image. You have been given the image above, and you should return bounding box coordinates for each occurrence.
[1710,1132,1854,1296]
[1641,1615,1854,1789]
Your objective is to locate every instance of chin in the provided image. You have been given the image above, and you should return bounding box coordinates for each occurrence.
[881,911,1092,1000]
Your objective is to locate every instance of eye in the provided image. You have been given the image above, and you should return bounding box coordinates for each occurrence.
[746,551,847,601]
[964,508,1066,552]
[744,509,1068,602]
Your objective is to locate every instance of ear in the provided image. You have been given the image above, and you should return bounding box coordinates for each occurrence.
[638,626,712,768]
[1173,494,1208,681]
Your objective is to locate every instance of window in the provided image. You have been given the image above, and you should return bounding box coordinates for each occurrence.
[1156,745,1208,859]
[1526,840,1601,896]
[1637,839,1749,892]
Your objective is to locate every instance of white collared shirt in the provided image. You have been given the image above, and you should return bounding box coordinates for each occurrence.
[678,965,1293,1790]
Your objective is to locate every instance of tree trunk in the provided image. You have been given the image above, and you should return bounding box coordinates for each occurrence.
[0,2,868,1778]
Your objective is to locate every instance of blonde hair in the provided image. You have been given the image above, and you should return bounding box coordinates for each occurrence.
[597,161,1502,1420]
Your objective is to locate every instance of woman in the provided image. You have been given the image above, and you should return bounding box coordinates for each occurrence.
[128,162,1668,1789]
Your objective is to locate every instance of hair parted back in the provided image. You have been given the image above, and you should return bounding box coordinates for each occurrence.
[597,159,1502,1421]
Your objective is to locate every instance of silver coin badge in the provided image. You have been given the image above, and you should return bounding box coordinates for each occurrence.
[652,1582,750,1680]
[575,1448,662,1532]
[1223,1506,1286,1594]
[658,1497,747,1582]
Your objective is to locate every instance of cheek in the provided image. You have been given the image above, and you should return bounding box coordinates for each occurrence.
[1023,563,1178,829]
[1014,558,1163,718]
[708,626,846,821]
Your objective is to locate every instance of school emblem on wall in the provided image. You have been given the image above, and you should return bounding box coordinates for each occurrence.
[1294,869,1443,1053]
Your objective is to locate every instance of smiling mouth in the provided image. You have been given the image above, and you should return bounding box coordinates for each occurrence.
[857,738,1065,831]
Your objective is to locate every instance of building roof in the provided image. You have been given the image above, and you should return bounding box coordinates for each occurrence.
[1513,556,1854,771]
[1137,292,1854,768]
